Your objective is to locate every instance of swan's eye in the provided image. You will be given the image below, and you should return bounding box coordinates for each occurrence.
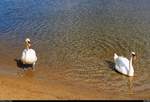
[28,41,31,44]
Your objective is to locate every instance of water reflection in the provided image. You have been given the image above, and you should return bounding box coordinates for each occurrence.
[128,77,134,93]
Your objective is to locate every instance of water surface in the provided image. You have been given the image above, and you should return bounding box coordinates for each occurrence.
[0,0,150,99]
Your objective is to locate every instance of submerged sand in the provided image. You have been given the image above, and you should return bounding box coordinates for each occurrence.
[0,65,149,100]
[0,65,103,100]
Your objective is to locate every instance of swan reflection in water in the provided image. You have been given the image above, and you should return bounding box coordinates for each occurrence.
[127,76,134,94]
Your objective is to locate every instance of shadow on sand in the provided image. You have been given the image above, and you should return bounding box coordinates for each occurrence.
[14,59,33,70]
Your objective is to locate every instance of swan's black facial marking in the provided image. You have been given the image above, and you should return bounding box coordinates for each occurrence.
[132,53,136,57]
[28,41,31,44]
[132,53,136,60]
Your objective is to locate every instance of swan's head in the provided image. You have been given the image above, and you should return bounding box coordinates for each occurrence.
[25,38,31,48]
[131,52,136,60]
[25,38,31,43]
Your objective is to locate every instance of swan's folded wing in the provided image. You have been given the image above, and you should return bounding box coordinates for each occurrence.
[21,49,27,61]
[27,49,37,61]
[115,57,129,71]
[117,57,129,66]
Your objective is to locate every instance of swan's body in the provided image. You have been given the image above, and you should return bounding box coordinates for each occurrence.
[21,49,37,64]
[114,52,135,76]
[21,38,37,70]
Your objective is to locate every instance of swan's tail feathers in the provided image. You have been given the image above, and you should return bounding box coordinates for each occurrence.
[114,53,118,60]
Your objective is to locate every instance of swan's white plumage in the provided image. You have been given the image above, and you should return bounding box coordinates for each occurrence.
[21,38,37,66]
[114,53,134,76]
[21,49,37,64]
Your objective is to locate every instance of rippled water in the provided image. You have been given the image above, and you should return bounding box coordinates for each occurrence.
[0,0,150,99]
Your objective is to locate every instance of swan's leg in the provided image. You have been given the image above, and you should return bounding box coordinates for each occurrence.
[32,62,36,71]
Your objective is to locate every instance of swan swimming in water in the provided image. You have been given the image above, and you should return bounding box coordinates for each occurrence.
[114,52,136,76]
[21,38,37,70]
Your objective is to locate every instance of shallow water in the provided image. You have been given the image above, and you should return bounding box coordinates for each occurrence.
[0,0,150,99]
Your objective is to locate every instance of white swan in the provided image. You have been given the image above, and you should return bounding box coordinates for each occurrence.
[21,38,37,70]
[114,52,136,76]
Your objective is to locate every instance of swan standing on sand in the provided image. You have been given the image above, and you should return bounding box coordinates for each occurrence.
[21,38,37,70]
[114,52,136,76]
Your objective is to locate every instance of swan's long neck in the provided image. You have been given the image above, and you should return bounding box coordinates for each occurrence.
[25,43,31,50]
[129,56,134,76]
